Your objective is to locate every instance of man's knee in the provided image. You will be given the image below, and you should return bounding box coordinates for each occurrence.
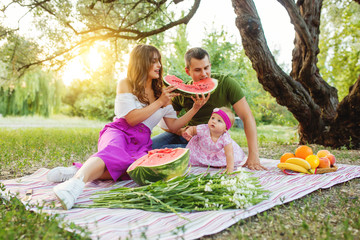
[151,132,175,149]
[151,132,186,149]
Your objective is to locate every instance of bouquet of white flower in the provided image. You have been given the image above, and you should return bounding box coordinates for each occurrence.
[83,169,269,216]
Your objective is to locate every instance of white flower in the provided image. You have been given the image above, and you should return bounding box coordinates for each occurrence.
[234,199,241,208]
[204,184,212,192]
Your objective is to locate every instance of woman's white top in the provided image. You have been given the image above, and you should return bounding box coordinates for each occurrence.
[114,93,177,130]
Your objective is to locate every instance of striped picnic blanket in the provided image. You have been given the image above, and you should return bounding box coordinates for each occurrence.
[1,158,360,240]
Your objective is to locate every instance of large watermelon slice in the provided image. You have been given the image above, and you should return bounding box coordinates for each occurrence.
[163,75,218,97]
[127,148,189,186]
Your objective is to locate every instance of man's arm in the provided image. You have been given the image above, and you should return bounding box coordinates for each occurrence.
[233,97,267,170]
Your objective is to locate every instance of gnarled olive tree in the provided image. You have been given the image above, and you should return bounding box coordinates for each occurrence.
[232,0,359,148]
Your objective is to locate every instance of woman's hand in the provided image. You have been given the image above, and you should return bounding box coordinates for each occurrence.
[159,85,179,107]
[190,93,210,110]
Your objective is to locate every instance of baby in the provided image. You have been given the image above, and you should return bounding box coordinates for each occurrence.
[182,107,245,173]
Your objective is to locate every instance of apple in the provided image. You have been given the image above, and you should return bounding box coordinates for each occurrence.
[325,154,336,166]
[318,157,331,168]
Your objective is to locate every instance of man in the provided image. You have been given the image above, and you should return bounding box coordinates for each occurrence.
[152,47,266,170]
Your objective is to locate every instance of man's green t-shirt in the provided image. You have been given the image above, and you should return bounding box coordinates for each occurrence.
[172,73,244,126]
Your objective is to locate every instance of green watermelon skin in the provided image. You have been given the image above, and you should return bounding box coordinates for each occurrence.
[163,75,218,97]
[127,148,190,186]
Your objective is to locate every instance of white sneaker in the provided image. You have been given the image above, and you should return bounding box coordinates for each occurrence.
[47,166,78,182]
[53,178,85,210]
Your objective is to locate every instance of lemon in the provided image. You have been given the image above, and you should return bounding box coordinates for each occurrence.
[305,154,320,169]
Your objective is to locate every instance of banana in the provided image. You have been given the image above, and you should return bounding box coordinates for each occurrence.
[285,157,311,170]
[277,162,310,174]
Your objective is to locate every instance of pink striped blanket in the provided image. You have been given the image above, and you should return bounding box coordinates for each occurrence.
[1,158,360,239]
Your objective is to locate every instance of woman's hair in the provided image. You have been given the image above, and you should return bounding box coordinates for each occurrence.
[219,107,235,126]
[184,47,210,69]
[127,44,163,105]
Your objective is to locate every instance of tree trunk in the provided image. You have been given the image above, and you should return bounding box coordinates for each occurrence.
[231,0,360,148]
[329,76,360,148]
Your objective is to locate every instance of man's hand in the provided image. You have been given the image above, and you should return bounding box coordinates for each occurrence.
[242,154,268,171]
[191,93,210,110]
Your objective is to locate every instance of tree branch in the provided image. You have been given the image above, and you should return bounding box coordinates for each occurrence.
[35,0,80,34]
[277,0,314,54]
[123,0,167,29]
[231,0,321,128]
[138,0,201,40]
[14,0,201,72]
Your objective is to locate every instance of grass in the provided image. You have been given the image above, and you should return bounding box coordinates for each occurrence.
[0,187,91,239]
[0,115,359,239]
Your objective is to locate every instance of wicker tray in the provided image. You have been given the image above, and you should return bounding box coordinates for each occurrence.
[315,165,338,174]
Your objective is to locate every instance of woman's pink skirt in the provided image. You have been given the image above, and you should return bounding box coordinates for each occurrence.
[91,118,152,181]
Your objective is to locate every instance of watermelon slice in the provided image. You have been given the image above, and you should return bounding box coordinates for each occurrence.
[127,148,189,186]
[163,75,218,97]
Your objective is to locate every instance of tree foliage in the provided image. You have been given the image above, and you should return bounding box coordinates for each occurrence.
[0,0,200,74]
[318,0,360,100]
[60,41,120,121]
[0,25,62,117]
[0,68,62,117]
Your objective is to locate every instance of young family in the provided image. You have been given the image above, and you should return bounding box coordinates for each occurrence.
[48,44,266,210]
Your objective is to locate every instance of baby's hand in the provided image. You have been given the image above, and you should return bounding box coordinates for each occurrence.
[182,131,193,141]
[222,167,234,174]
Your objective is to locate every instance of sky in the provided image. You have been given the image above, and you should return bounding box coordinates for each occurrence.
[185,0,294,69]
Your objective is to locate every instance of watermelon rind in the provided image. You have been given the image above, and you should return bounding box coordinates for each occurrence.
[127,148,190,186]
[163,75,218,97]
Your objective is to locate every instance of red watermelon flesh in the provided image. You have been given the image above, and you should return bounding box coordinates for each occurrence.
[163,75,218,96]
[127,148,185,171]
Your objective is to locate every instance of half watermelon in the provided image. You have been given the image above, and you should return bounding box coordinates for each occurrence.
[127,148,189,186]
[163,75,218,97]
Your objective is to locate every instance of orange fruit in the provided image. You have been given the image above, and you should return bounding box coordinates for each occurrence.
[295,145,313,159]
[280,152,295,163]
[317,149,331,158]
[305,154,320,169]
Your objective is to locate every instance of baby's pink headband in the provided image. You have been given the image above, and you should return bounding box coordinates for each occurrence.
[212,108,232,130]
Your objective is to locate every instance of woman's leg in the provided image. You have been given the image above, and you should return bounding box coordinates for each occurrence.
[53,156,111,210]
[47,158,112,183]
[74,157,112,183]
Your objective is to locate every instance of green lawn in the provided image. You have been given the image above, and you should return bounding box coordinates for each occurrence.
[0,116,359,239]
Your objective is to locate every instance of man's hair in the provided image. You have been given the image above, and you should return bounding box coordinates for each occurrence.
[184,47,210,69]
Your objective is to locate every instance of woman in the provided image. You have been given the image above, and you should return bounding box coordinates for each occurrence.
[52,44,209,210]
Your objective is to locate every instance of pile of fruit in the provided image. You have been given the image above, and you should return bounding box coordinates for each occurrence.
[277,145,336,174]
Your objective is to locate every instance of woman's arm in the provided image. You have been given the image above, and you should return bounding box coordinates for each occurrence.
[125,100,164,126]
[163,93,210,132]
[117,79,179,126]
[224,143,234,173]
